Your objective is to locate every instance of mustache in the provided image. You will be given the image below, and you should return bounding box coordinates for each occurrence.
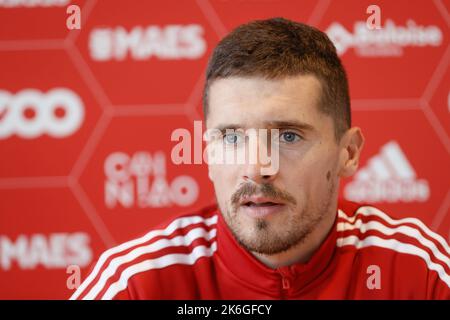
[230,182,297,209]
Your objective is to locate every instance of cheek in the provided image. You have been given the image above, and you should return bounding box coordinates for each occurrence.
[284,156,332,194]
[208,164,217,182]
[208,164,225,182]
[210,165,236,196]
[211,164,235,181]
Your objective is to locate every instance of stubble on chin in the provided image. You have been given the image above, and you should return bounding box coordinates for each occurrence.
[220,180,337,255]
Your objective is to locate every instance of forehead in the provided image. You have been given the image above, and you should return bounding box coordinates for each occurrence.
[206,75,325,130]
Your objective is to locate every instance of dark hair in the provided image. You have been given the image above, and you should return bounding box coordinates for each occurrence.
[203,17,351,142]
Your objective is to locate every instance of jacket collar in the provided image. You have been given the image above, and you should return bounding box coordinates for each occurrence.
[215,203,339,295]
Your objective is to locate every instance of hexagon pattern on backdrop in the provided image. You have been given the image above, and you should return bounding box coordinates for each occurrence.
[0,0,448,299]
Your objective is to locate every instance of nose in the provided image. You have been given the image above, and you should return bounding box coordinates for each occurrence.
[243,168,276,184]
[241,133,279,184]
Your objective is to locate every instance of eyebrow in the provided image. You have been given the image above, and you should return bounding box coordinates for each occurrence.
[214,120,316,133]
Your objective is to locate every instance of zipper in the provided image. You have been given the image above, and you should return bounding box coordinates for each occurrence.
[281,277,291,290]
[277,266,295,297]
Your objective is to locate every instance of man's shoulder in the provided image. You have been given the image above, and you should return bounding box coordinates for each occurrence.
[335,198,449,249]
[336,199,450,291]
[70,203,220,300]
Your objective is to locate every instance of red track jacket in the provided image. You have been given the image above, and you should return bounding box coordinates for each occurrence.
[70,199,450,299]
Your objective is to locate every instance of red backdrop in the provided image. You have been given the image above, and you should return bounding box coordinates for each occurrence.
[0,0,449,299]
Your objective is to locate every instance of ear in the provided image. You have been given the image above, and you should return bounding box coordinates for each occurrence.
[338,127,365,178]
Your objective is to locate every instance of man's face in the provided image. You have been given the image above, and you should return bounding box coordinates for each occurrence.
[206,75,343,255]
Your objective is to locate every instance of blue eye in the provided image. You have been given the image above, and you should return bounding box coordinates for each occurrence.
[224,133,243,145]
[280,131,301,143]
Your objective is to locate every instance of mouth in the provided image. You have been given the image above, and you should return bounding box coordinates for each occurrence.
[242,201,280,207]
[239,197,286,218]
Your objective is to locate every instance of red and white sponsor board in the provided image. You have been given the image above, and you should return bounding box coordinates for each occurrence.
[79,115,215,244]
[0,0,448,298]
[0,188,105,299]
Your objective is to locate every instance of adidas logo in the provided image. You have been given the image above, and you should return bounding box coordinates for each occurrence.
[344,141,430,203]
[326,20,443,56]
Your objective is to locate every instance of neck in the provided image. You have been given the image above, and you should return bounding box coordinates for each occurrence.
[251,203,338,269]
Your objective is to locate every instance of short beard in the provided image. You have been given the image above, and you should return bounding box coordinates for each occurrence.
[220,181,336,255]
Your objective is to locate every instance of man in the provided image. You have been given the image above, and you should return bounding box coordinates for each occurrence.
[71,17,450,300]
